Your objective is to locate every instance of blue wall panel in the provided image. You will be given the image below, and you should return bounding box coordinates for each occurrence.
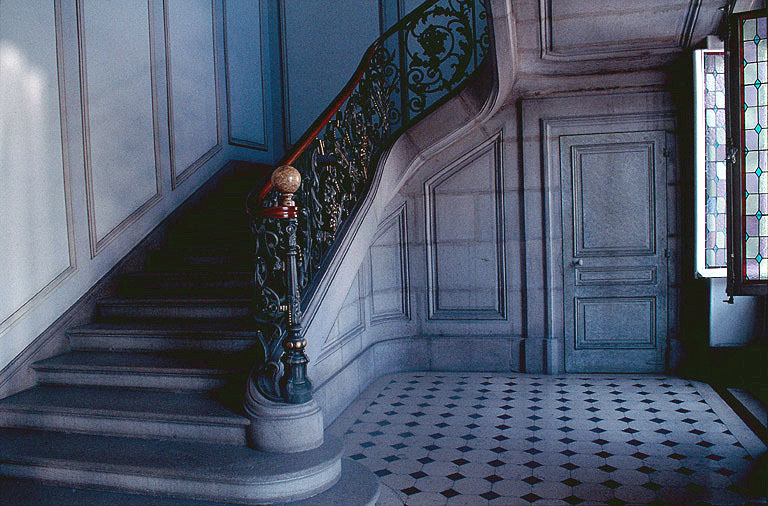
[280,0,380,147]
[224,0,269,150]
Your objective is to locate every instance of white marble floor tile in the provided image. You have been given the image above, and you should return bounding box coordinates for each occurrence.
[332,373,767,506]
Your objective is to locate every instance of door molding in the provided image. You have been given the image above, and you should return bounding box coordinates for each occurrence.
[528,108,676,372]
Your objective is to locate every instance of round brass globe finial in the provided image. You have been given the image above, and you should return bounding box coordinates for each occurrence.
[271,165,301,207]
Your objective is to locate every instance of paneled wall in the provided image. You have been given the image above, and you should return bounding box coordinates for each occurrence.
[311,89,686,422]
[278,0,380,147]
[223,0,280,153]
[78,0,162,255]
[0,0,275,375]
[0,0,75,356]
[164,0,221,187]
[380,0,425,31]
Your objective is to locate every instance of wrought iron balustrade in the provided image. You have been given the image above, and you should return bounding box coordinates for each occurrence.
[246,0,492,404]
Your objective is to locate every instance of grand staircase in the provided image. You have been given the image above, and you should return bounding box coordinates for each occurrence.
[0,164,378,505]
[0,0,492,501]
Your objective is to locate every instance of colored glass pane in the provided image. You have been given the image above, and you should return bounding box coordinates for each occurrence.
[741,15,768,281]
[703,51,727,269]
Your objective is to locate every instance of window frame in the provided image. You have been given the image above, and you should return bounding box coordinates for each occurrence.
[694,48,728,279]
[726,8,768,296]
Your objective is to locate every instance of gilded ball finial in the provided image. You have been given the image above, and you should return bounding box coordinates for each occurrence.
[271,165,301,194]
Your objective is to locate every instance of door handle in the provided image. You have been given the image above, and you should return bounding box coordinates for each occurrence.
[572,258,583,266]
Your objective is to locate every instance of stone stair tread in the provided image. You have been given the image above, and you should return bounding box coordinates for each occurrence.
[69,320,258,336]
[0,428,343,484]
[32,351,247,374]
[0,385,248,426]
[95,299,253,321]
[121,271,251,280]
[0,459,378,506]
[98,297,252,305]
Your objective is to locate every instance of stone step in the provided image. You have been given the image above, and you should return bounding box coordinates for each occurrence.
[167,225,250,244]
[32,351,246,391]
[0,429,348,504]
[145,250,252,272]
[117,271,252,297]
[68,321,260,352]
[0,459,378,506]
[0,385,249,445]
[174,211,250,229]
[97,298,252,320]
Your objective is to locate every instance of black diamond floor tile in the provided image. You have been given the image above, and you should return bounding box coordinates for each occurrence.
[331,373,766,506]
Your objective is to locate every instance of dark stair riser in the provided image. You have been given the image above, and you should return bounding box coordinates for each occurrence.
[97,300,252,320]
[145,252,252,272]
[117,272,252,297]
[0,460,379,506]
[0,430,346,505]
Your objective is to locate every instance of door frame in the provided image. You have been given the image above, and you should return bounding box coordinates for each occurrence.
[559,130,670,372]
[521,93,678,373]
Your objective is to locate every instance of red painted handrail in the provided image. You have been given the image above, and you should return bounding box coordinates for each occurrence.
[254,40,383,209]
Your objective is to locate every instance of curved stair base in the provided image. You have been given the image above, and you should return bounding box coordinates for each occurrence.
[0,459,379,506]
[0,429,369,505]
[244,384,325,453]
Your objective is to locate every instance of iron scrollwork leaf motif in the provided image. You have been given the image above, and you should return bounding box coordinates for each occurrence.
[405,0,476,117]
[249,214,289,401]
[248,0,489,403]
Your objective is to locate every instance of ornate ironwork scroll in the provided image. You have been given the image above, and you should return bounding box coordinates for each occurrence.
[247,0,491,403]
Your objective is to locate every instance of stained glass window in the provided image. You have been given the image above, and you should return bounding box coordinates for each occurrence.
[727,10,768,295]
[740,15,767,281]
[694,49,727,277]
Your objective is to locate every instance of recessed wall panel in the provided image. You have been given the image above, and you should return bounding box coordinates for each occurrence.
[575,297,655,349]
[0,0,73,330]
[425,134,506,320]
[165,0,220,186]
[280,0,380,145]
[572,143,656,256]
[370,204,409,323]
[224,0,267,148]
[79,0,160,252]
[540,0,700,60]
[322,270,365,357]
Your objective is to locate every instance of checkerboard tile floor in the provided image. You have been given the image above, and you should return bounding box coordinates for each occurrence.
[327,373,767,506]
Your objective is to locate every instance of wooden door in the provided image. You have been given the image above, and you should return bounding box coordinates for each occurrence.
[560,131,669,372]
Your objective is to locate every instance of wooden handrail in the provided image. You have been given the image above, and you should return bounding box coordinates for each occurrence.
[256,41,381,205]
[251,0,447,211]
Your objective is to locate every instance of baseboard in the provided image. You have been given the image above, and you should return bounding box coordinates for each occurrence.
[314,334,527,426]
[0,160,266,400]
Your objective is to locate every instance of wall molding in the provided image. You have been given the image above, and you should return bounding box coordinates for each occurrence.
[369,202,411,325]
[164,0,224,190]
[77,0,163,258]
[0,0,77,337]
[314,333,524,425]
[276,0,292,150]
[222,0,269,150]
[424,132,507,320]
[319,271,366,361]
[538,0,702,61]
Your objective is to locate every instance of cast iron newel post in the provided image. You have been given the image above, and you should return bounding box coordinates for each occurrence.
[271,165,313,404]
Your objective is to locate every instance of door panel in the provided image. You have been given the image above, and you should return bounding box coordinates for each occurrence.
[561,131,668,372]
